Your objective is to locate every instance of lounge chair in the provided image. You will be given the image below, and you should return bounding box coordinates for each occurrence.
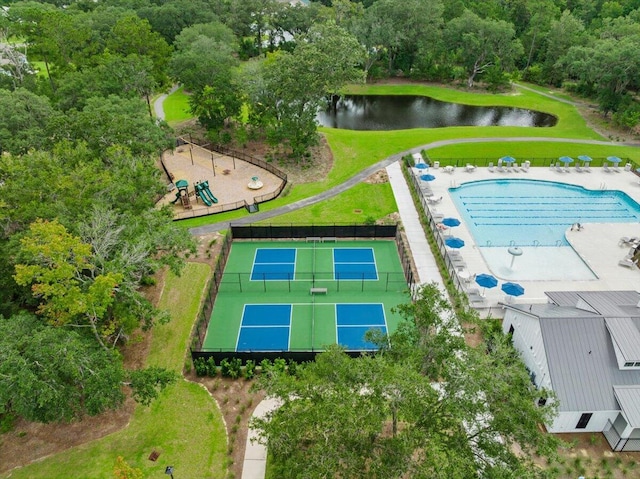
[427,196,442,204]
[613,164,621,172]
[522,162,530,172]
[575,164,583,172]
[497,159,504,172]
[583,163,591,172]
[488,162,494,172]
[555,163,564,172]
[466,164,476,172]
[603,163,611,172]
[618,258,639,269]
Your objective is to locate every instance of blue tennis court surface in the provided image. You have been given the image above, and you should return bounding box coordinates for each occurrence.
[334,247,378,280]
[251,248,296,280]
[336,303,386,350]
[237,304,291,351]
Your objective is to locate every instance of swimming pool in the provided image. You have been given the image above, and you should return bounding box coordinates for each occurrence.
[450,179,640,247]
[449,179,640,281]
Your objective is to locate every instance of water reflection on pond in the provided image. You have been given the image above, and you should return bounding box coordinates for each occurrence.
[317,95,557,130]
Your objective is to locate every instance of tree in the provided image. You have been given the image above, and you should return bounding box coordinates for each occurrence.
[253,284,560,478]
[68,95,173,157]
[113,456,143,479]
[0,88,64,155]
[169,21,239,94]
[14,219,123,350]
[446,10,524,88]
[106,14,172,86]
[362,0,444,75]
[246,22,364,159]
[0,312,177,423]
[0,312,125,423]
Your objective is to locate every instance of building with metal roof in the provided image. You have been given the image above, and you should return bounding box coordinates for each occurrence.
[502,290,640,451]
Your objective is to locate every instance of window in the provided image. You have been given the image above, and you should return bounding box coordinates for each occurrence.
[576,413,593,429]
[624,362,635,367]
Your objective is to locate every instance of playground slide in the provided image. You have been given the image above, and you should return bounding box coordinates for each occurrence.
[202,185,218,204]
[195,183,212,207]
[170,190,182,204]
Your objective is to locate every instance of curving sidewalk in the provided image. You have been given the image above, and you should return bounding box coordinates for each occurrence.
[153,84,180,121]
[189,136,624,236]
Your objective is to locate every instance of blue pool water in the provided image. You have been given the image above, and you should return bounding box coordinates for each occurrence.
[450,179,640,247]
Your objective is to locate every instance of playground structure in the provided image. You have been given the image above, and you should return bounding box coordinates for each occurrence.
[194,180,218,206]
[170,179,192,210]
[159,140,287,220]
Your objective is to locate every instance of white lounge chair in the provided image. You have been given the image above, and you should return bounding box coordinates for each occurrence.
[619,258,639,269]
[466,164,476,172]
[575,164,583,172]
[583,163,591,172]
[522,162,530,172]
[497,159,504,172]
[613,164,621,172]
[488,162,494,172]
[427,196,443,205]
[603,163,611,172]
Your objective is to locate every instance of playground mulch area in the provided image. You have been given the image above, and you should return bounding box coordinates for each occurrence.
[157,145,283,213]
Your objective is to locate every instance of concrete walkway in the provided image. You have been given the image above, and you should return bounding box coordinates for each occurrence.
[385,161,443,289]
[189,136,623,236]
[153,84,179,121]
[240,161,448,479]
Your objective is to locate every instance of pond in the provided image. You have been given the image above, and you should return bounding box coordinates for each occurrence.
[317,95,557,130]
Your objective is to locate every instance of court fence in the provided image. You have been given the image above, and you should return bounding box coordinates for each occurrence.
[190,224,417,363]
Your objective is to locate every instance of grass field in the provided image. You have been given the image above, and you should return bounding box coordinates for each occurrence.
[4,263,228,479]
[163,86,192,125]
[204,240,408,352]
[178,83,638,229]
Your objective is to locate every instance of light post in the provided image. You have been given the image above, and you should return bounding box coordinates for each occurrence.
[165,466,174,479]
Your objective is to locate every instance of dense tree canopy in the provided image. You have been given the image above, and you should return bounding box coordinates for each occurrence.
[254,285,559,478]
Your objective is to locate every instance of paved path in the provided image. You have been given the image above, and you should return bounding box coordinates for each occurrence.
[153,84,180,121]
[189,136,622,236]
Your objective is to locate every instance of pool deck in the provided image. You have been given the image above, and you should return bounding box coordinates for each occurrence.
[415,164,640,312]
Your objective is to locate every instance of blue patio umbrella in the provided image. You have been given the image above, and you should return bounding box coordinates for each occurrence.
[500,156,516,164]
[441,217,461,227]
[415,163,428,170]
[475,273,498,295]
[607,156,622,164]
[501,282,525,297]
[577,155,593,163]
[420,174,436,181]
[445,237,465,249]
[559,156,574,165]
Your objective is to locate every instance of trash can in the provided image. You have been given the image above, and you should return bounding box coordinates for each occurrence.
[625,163,632,171]
[433,161,440,169]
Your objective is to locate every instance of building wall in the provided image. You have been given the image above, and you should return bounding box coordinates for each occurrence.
[549,410,620,433]
[502,309,552,390]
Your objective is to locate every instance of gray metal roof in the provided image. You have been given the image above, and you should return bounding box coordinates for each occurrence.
[540,316,640,412]
[614,386,640,428]
[523,291,640,413]
[605,317,640,362]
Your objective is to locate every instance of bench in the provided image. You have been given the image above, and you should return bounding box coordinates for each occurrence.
[321,237,337,243]
[310,287,328,295]
[306,237,321,243]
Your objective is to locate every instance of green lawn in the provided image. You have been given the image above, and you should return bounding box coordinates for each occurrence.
[258,182,397,225]
[4,263,227,479]
[178,83,634,229]
[163,86,193,125]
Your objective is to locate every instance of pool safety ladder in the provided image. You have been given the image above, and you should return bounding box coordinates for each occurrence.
[600,182,607,190]
[533,240,540,247]
[486,240,492,246]
[555,239,563,247]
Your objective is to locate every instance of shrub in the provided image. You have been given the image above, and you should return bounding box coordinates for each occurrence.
[206,357,218,376]
[244,359,256,380]
[221,357,242,378]
[273,358,287,373]
[259,358,272,374]
[287,359,298,376]
[194,357,208,376]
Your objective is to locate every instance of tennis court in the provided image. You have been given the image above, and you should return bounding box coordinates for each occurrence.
[204,240,408,352]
